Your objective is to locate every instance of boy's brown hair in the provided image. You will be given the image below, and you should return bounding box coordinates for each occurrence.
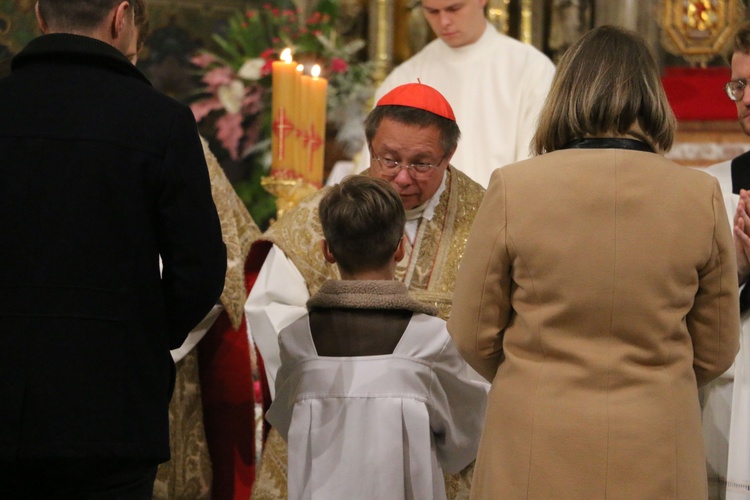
[318,176,405,275]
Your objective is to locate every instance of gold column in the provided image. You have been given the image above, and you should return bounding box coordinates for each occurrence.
[369,0,394,88]
[520,0,533,44]
[487,0,510,34]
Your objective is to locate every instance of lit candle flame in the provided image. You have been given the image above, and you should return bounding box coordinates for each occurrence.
[311,64,321,78]
[280,48,292,63]
[296,64,304,73]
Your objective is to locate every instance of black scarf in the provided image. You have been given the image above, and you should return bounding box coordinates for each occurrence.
[561,137,655,153]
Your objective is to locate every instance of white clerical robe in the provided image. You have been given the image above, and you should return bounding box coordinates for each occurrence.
[354,21,555,187]
[701,161,750,499]
[267,313,488,500]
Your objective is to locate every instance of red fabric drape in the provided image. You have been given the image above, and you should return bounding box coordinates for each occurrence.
[198,240,273,499]
[661,67,736,121]
[199,312,256,500]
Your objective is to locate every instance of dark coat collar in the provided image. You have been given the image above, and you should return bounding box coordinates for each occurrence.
[12,33,151,86]
[561,138,655,153]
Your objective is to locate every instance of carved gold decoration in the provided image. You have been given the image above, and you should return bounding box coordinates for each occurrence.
[521,0,534,44]
[488,0,511,34]
[370,0,394,87]
[394,0,431,63]
[261,175,319,221]
[660,0,746,67]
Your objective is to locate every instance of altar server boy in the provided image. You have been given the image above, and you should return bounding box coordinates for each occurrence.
[267,175,488,499]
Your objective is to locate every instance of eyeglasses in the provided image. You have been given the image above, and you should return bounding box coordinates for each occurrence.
[725,79,747,101]
[369,148,446,179]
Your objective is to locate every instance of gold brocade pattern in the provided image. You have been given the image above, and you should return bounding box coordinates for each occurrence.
[153,350,212,499]
[202,137,261,329]
[254,167,485,499]
[250,429,288,500]
[445,463,475,500]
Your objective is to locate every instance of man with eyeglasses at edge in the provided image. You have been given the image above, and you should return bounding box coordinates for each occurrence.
[244,82,485,500]
[700,18,750,499]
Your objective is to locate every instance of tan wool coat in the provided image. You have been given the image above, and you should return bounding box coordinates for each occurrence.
[447,148,740,499]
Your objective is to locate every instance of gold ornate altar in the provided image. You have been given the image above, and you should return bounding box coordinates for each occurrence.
[660,0,747,66]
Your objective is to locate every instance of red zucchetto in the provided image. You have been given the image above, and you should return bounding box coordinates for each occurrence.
[376,81,456,122]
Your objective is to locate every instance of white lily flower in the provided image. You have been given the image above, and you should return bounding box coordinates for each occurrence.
[238,58,266,81]
[217,80,246,114]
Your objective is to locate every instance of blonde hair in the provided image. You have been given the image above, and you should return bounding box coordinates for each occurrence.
[533,25,675,154]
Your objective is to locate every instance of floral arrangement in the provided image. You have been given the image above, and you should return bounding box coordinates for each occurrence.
[190,1,375,162]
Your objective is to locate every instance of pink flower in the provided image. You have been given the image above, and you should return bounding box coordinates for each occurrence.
[242,87,265,116]
[189,97,224,122]
[216,112,244,160]
[307,12,322,24]
[202,66,235,93]
[330,57,348,74]
[190,52,216,68]
[307,12,321,24]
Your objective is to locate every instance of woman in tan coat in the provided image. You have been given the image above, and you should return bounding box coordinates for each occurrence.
[447,25,740,499]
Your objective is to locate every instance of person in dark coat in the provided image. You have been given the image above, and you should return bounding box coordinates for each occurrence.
[0,0,227,497]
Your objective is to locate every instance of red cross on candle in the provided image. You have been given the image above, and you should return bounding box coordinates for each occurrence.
[307,124,323,173]
[272,107,294,161]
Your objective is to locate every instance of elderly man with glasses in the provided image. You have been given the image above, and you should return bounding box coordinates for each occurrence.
[244,82,485,499]
[700,19,750,500]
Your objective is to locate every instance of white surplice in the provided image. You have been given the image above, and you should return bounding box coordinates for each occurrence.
[701,161,750,499]
[267,313,488,500]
